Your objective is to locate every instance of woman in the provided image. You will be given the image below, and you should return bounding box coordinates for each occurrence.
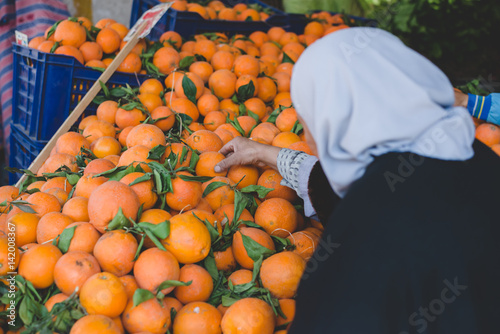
[215,28,500,333]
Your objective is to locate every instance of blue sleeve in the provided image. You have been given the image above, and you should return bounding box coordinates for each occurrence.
[467,93,500,125]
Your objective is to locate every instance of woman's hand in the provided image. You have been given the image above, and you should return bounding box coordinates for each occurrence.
[214,137,281,172]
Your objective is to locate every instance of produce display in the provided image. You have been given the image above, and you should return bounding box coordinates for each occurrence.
[1,6,498,334]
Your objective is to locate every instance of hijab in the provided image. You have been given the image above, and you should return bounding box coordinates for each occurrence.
[290,27,475,197]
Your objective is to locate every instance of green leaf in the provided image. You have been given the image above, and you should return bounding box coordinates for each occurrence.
[94,164,144,181]
[237,80,255,101]
[143,228,167,251]
[240,185,274,199]
[247,109,259,123]
[202,181,227,197]
[251,255,264,282]
[266,107,281,124]
[99,80,110,97]
[106,207,131,231]
[221,295,239,307]
[291,120,303,135]
[133,289,155,307]
[282,52,296,64]
[241,233,276,262]
[233,191,249,224]
[109,87,127,98]
[128,173,153,186]
[203,251,219,280]
[228,117,246,137]
[11,201,36,214]
[156,280,192,293]
[66,173,81,185]
[148,145,167,161]
[271,235,291,252]
[55,226,77,253]
[179,56,195,70]
[182,75,198,104]
[138,220,170,240]
[177,174,213,183]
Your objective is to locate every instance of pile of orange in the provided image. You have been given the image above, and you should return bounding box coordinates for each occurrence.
[159,0,276,21]
[28,17,146,73]
[0,23,332,334]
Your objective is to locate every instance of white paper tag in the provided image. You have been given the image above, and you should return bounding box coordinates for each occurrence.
[15,31,29,46]
[124,3,173,41]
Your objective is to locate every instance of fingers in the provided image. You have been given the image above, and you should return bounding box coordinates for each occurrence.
[214,153,241,173]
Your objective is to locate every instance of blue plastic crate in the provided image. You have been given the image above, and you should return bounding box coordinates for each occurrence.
[11,44,147,141]
[130,0,291,39]
[9,124,47,184]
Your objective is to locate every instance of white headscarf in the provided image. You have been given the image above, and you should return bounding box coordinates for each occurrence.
[291,27,475,197]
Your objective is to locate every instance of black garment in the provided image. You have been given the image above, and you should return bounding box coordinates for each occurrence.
[290,140,500,334]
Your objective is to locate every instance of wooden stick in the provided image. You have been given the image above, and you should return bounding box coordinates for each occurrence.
[15,21,148,188]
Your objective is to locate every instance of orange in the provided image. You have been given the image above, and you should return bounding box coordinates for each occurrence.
[119,38,147,55]
[272,131,301,148]
[228,269,253,286]
[96,28,121,54]
[117,145,155,172]
[94,230,138,277]
[36,212,74,244]
[174,72,205,100]
[181,40,196,53]
[221,298,275,334]
[260,251,305,298]
[79,41,103,62]
[126,124,166,150]
[26,180,45,191]
[121,298,171,334]
[109,23,129,40]
[220,99,239,115]
[138,209,172,248]
[120,172,158,210]
[88,181,140,233]
[95,18,116,29]
[227,165,259,189]
[165,172,203,212]
[304,21,325,37]
[283,42,305,57]
[196,151,227,177]
[26,191,61,217]
[41,176,73,194]
[118,126,134,146]
[153,47,180,75]
[162,212,211,264]
[236,75,259,97]
[236,115,257,136]
[82,120,116,144]
[249,31,269,47]
[173,302,222,334]
[188,3,209,19]
[244,97,267,120]
[133,247,180,294]
[163,143,193,169]
[267,26,286,42]
[214,247,236,272]
[287,230,319,261]
[189,61,213,84]
[28,36,45,49]
[84,158,116,175]
[70,315,122,334]
[119,275,139,299]
[45,293,69,312]
[276,299,296,329]
[38,39,55,53]
[0,185,19,210]
[491,144,500,156]
[73,173,107,199]
[214,128,235,145]
[194,40,217,62]
[214,204,254,225]
[256,77,277,103]
[211,50,235,71]
[171,97,200,122]
[104,154,120,166]
[186,130,223,153]
[79,115,98,131]
[209,69,237,99]
[115,107,147,129]
[39,152,78,174]
[233,55,260,77]
[139,78,164,96]
[218,7,237,20]
[279,32,299,46]
[239,8,260,21]
[249,122,279,144]
[160,31,183,49]
[255,198,298,237]
[5,213,39,247]
[202,177,235,211]
[54,45,85,64]
[54,251,101,295]
[204,111,226,132]
[197,94,220,117]
[65,222,101,254]
[151,106,175,132]
[18,244,62,289]
[276,107,298,132]
[0,235,20,275]
[80,272,128,318]
[96,100,119,124]
[138,93,164,112]
[475,123,500,147]
[232,227,275,269]
[260,42,281,58]
[258,169,297,202]
[288,141,314,155]
[91,136,122,158]
[275,62,293,76]
[117,53,142,73]
[54,19,86,48]
[174,264,213,304]
[43,187,69,206]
